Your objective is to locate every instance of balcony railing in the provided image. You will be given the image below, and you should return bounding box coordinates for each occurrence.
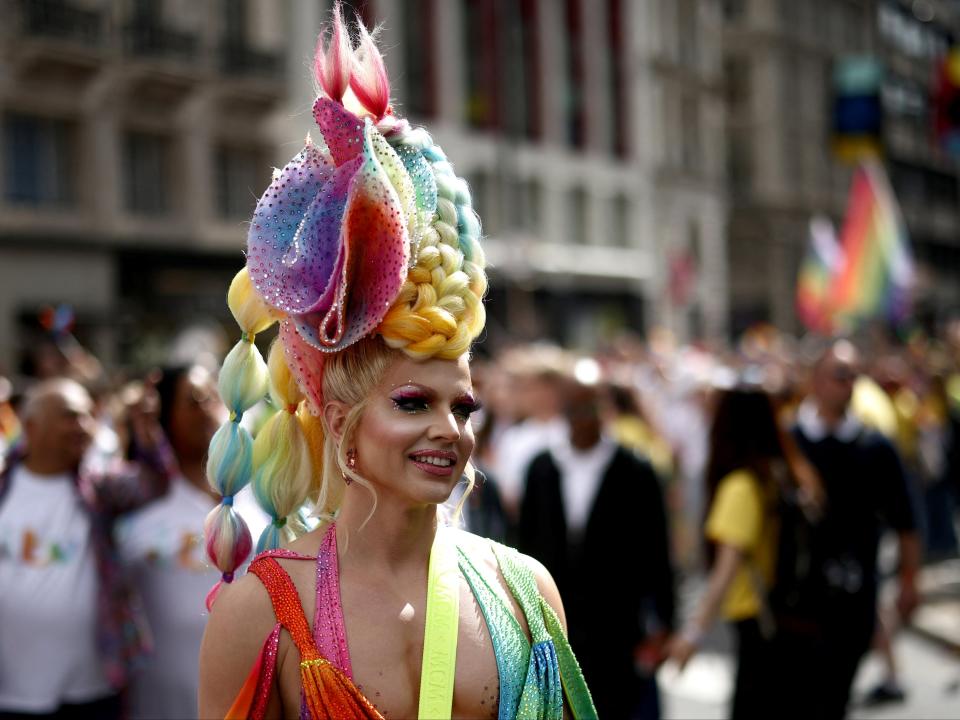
[221,43,283,80]
[124,23,198,62]
[19,0,103,46]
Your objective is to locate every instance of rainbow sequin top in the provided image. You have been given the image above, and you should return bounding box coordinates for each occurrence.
[225,525,596,719]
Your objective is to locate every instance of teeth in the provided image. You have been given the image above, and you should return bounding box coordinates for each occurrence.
[415,456,453,467]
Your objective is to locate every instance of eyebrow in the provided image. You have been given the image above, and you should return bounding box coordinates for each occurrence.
[390,383,475,401]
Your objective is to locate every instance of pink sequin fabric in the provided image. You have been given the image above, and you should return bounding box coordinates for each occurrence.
[246,98,410,360]
[312,525,353,678]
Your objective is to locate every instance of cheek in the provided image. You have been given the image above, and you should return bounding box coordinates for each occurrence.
[356,409,423,463]
[459,423,477,457]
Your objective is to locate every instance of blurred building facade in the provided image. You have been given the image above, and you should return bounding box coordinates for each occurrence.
[724,0,960,334]
[327,0,729,348]
[0,0,729,377]
[0,0,291,375]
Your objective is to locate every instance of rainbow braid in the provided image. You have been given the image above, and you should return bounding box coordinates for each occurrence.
[204,268,275,609]
[378,129,487,360]
[250,341,312,553]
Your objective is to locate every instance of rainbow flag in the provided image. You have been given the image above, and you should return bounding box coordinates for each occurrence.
[796,216,843,333]
[828,161,913,330]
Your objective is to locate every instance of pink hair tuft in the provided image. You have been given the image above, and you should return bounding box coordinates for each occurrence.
[314,2,352,102]
[349,21,390,120]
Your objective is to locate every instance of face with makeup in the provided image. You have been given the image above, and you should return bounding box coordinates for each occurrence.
[350,353,480,507]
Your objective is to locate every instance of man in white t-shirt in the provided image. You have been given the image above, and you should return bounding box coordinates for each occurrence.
[0,378,173,719]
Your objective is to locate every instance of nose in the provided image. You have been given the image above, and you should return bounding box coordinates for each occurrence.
[428,407,462,442]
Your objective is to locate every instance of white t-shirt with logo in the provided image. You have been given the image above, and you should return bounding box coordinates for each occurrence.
[0,466,113,712]
[116,479,269,720]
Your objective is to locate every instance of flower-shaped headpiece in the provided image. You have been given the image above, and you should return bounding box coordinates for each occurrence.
[246,8,485,412]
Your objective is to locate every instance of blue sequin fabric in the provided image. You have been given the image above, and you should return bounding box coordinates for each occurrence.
[457,541,597,720]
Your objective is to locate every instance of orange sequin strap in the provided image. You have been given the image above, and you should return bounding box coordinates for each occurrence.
[248,557,319,661]
[246,557,384,720]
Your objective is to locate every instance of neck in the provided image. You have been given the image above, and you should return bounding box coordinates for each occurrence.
[335,487,438,573]
[23,453,73,477]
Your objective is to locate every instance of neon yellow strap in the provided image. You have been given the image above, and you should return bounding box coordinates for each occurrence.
[418,528,460,719]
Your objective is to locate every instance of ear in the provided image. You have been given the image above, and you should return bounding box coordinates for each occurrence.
[322,399,350,445]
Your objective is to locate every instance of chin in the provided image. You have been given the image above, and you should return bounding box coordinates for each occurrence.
[403,468,464,505]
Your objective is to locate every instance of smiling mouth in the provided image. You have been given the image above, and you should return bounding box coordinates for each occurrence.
[408,452,458,475]
[413,456,454,467]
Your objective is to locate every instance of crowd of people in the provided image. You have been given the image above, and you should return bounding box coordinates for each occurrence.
[1,316,958,719]
[1,6,959,716]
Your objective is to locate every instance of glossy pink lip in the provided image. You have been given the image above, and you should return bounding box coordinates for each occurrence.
[408,450,458,477]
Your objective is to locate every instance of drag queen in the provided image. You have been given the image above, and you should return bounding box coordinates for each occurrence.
[198,7,595,719]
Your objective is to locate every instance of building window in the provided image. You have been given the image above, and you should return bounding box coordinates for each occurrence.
[519,179,542,233]
[4,113,75,207]
[607,0,627,157]
[401,0,436,118]
[728,129,752,196]
[519,0,542,139]
[564,0,586,148]
[504,176,542,233]
[681,95,700,173]
[500,0,540,139]
[878,1,946,60]
[338,0,375,27]
[566,186,588,244]
[463,0,500,130]
[678,0,698,69]
[722,0,745,21]
[224,0,247,43]
[467,170,495,235]
[610,194,631,246]
[724,58,751,115]
[124,131,170,216]
[216,145,263,219]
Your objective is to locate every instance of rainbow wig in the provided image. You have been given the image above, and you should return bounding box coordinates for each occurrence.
[204,4,487,605]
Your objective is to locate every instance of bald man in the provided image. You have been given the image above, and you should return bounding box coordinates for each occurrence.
[783,340,921,719]
[0,379,174,720]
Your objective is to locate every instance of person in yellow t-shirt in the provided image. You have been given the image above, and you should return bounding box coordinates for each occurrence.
[668,386,818,719]
[704,469,778,621]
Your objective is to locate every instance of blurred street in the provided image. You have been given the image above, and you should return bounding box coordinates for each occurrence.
[661,560,960,720]
[662,631,959,719]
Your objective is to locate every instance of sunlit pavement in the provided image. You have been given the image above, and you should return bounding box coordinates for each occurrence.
[660,562,960,720]
[659,632,960,720]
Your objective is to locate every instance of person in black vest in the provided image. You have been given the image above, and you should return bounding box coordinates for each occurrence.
[789,339,921,718]
[517,375,675,720]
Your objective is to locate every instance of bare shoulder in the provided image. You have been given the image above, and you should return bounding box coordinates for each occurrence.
[206,568,275,624]
[198,572,277,718]
[514,551,567,633]
[285,522,330,556]
[448,527,499,570]
[448,529,567,632]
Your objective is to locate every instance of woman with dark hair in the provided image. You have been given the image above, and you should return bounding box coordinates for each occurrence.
[116,365,267,719]
[668,385,811,718]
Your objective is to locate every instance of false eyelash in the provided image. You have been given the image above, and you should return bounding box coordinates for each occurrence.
[452,400,483,419]
[391,394,429,413]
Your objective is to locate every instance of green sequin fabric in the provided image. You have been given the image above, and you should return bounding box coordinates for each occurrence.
[455,540,597,720]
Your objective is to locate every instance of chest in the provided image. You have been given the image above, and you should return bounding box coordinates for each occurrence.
[276,567,517,719]
[117,497,209,571]
[0,479,90,568]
